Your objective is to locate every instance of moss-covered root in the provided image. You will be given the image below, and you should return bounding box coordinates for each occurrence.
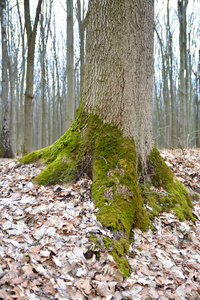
[91,123,150,237]
[20,114,150,236]
[103,237,131,277]
[20,115,194,277]
[145,147,194,221]
[19,123,84,186]
[20,116,193,229]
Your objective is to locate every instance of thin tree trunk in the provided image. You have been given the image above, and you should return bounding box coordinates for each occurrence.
[77,0,86,95]
[155,27,169,148]
[167,0,175,148]
[8,56,17,155]
[198,50,200,147]
[65,0,75,130]
[52,61,57,142]
[0,0,13,158]
[17,0,26,155]
[178,0,188,148]
[24,0,42,155]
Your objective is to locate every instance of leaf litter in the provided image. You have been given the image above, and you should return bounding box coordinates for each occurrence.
[0,149,200,299]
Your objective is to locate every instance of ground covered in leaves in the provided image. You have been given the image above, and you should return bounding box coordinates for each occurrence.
[1,149,200,299]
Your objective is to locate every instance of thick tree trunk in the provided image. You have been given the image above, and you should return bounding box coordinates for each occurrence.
[82,0,154,165]
[21,0,193,275]
[0,0,14,158]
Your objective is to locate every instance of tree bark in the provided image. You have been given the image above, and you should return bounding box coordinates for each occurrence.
[23,0,42,155]
[167,0,175,148]
[40,0,52,148]
[65,0,75,130]
[178,0,188,148]
[16,0,26,155]
[83,0,155,163]
[77,0,86,95]
[0,0,13,158]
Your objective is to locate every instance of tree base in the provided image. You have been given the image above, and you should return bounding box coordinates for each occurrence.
[20,112,193,277]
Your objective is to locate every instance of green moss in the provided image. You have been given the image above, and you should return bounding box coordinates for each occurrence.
[19,110,87,185]
[89,118,150,236]
[89,232,98,247]
[103,237,131,277]
[145,146,194,221]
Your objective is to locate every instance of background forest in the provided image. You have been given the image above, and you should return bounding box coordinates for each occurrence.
[0,0,199,156]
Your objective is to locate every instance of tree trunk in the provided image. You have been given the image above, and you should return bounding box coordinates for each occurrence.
[65,0,75,130]
[8,55,18,156]
[198,50,200,147]
[40,13,48,149]
[40,0,52,148]
[23,0,42,155]
[0,0,13,158]
[167,0,175,148]
[16,0,25,155]
[153,27,169,148]
[178,0,188,148]
[52,62,57,143]
[77,0,86,95]
[21,0,193,275]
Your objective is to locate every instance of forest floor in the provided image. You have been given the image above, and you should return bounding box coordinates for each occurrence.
[1,149,200,300]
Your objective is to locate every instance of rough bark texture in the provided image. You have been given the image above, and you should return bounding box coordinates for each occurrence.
[20,0,193,276]
[0,0,14,158]
[65,0,75,130]
[17,0,25,155]
[77,0,86,93]
[178,0,188,148]
[82,0,154,166]
[24,0,42,155]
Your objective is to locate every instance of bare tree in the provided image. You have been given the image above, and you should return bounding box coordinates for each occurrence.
[65,0,75,130]
[76,0,86,94]
[178,0,188,147]
[16,0,26,155]
[39,0,52,148]
[0,0,13,158]
[23,0,42,155]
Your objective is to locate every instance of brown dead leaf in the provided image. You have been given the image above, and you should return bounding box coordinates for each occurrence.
[61,223,74,234]
[96,281,112,297]
[12,286,25,299]
[22,265,35,277]
[11,276,24,285]
[43,283,56,295]
[81,279,92,294]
